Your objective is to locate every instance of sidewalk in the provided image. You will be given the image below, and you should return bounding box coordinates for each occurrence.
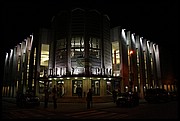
[2,96,147,113]
[2,96,147,104]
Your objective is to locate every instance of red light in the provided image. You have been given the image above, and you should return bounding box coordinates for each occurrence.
[129,50,133,55]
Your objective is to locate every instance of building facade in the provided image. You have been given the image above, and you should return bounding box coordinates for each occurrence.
[2,8,176,99]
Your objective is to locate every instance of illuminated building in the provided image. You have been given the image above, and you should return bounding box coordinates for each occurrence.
[2,8,176,99]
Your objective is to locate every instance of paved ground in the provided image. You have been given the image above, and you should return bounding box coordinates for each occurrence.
[2,96,147,113]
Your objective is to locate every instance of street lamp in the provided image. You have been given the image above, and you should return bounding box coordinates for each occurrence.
[129,50,134,92]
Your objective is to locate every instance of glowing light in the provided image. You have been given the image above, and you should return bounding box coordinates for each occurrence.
[131,33,135,45]
[10,49,13,57]
[129,50,133,55]
[106,81,110,84]
[39,81,44,83]
[6,52,8,59]
[121,29,127,45]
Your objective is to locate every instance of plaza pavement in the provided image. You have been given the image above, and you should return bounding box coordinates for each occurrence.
[2,96,147,113]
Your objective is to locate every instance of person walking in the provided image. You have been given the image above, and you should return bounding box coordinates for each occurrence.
[86,89,93,109]
[77,87,82,98]
[44,87,49,108]
[112,89,117,103]
[52,85,57,109]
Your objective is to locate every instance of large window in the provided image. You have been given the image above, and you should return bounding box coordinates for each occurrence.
[89,37,101,70]
[72,80,82,96]
[89,37,99,49]
[91,80,100,95]
[71,37,85,74]
[71,36,84,58]
[71,36,84,47]
[56,39,67,66]
[40,44,49,77]
[57,80,65,97]
[112,41,120,76]
[89,37,100,59]
[40,44,49,66]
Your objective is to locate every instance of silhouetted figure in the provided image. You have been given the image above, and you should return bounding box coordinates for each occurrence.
[112,89,117,103]
[86,89,93,109]
[52,85,57,109]
[118,88,121,94]
[59,85,63,98]
[44,88,49,108]
[77,87,82,98]
[79,87,82,98]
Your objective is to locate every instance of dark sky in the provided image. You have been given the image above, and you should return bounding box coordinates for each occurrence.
[2,0,179,79]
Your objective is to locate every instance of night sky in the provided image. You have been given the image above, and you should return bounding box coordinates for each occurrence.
[1,0,179,80]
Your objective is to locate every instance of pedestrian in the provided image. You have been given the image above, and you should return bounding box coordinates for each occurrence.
[52,85,57,109]
[112,89,117,103]
[77,87,82,98]
[79,87,82,98]
[86,89,93,109]
[59,85,63,98]
[44,87,49,108]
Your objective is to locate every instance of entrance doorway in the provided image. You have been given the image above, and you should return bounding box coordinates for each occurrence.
[72,80,82,97]
[57,80,64,97]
